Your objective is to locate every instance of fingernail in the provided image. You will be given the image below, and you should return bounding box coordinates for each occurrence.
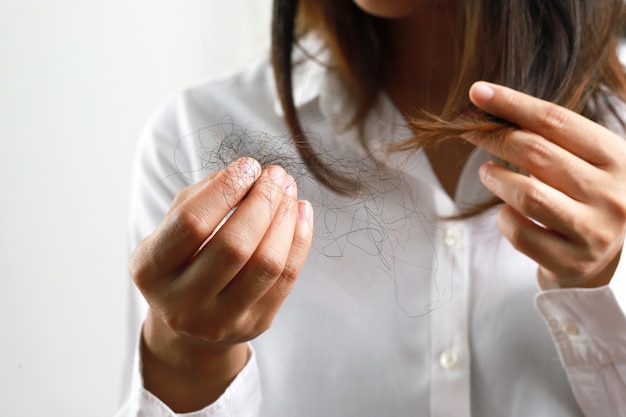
[233,157,261,179]
[478,161,492,181]
[285,175,297,197]
[471,82,495,102]
[298,200,313,228]
[268,165,287,187]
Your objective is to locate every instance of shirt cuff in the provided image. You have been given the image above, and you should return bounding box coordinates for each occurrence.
[534,286,626,367]
[534,287,626,416]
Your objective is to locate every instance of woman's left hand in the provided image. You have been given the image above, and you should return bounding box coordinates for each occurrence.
[465,81,626,288]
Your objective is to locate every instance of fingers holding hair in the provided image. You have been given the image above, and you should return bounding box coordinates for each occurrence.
[468,81,626,167]
[131,157,262,288]
[466,82,626,287]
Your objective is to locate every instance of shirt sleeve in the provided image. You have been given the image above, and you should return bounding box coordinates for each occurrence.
[534,285,626,417]
[116,92,263,417]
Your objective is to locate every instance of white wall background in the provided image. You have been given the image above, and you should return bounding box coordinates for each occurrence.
[0,1,272,415]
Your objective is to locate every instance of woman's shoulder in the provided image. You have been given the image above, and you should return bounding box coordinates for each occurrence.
[144,41,333,146]
[170,58,280,127]
[138,58,284,153]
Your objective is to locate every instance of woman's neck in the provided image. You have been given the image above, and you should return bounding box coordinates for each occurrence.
[381,6,474,200]
[381,4,460,116]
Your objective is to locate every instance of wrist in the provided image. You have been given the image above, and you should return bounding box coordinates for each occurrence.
[141,309,250,412]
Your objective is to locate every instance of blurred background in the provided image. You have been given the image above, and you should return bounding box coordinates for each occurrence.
[0,1,272,415]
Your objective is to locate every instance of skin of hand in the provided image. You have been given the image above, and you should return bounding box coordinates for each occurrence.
[466,81,626,289]
[129,157,314,412]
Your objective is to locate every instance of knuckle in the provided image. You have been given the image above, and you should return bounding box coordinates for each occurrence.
[129,241,158,290]
[256,250,286,280]
[497,207,529,252]
[163,308,194,334]
[256,316,275,335]
[615,195,626,219]
[516,184,544,214]
[505,224,527,252]
[291,224,310,248]
[166,308,232,343]
[605,189,626,220]
[281,263,300,286]
[249,311,275,336]
[168,206,208,241]
[226,311,269,341]
[538,104,570,132]
[240,313,271,341]
[587,228,616,253]
[563,258,595,279]
[614,146,626,166]
[557,244,608,280]
[200,323,230,343]
[523,136,552,166]
[275,269,298,299]
[128,244,148,282]
[170,187,193,208]
[215,231,256,265]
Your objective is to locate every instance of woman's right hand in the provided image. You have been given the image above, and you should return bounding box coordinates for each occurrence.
[129,157,314,412]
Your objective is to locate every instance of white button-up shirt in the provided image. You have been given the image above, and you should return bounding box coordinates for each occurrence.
[117,44,626,417]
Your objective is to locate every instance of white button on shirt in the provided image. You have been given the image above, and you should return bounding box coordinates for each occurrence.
[118,42,626,417]
[439,349,459,369]
[558,321,581,336]
[444,228,460,248]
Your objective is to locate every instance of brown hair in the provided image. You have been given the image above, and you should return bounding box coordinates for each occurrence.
[271,0,626,196]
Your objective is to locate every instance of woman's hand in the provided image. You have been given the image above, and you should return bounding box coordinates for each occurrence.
[466,81,626,289]
[129,157,314,412]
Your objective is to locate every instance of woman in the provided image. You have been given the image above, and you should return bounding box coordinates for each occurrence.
[118,1,626,416]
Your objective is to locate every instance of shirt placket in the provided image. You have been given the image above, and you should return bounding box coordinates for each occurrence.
[429,219,471,417]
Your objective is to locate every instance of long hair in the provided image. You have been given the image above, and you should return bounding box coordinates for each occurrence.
[271,0,626,197]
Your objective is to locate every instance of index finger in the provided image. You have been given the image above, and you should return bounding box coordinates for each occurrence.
[131,157,262,283]
[468,81,620,166]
